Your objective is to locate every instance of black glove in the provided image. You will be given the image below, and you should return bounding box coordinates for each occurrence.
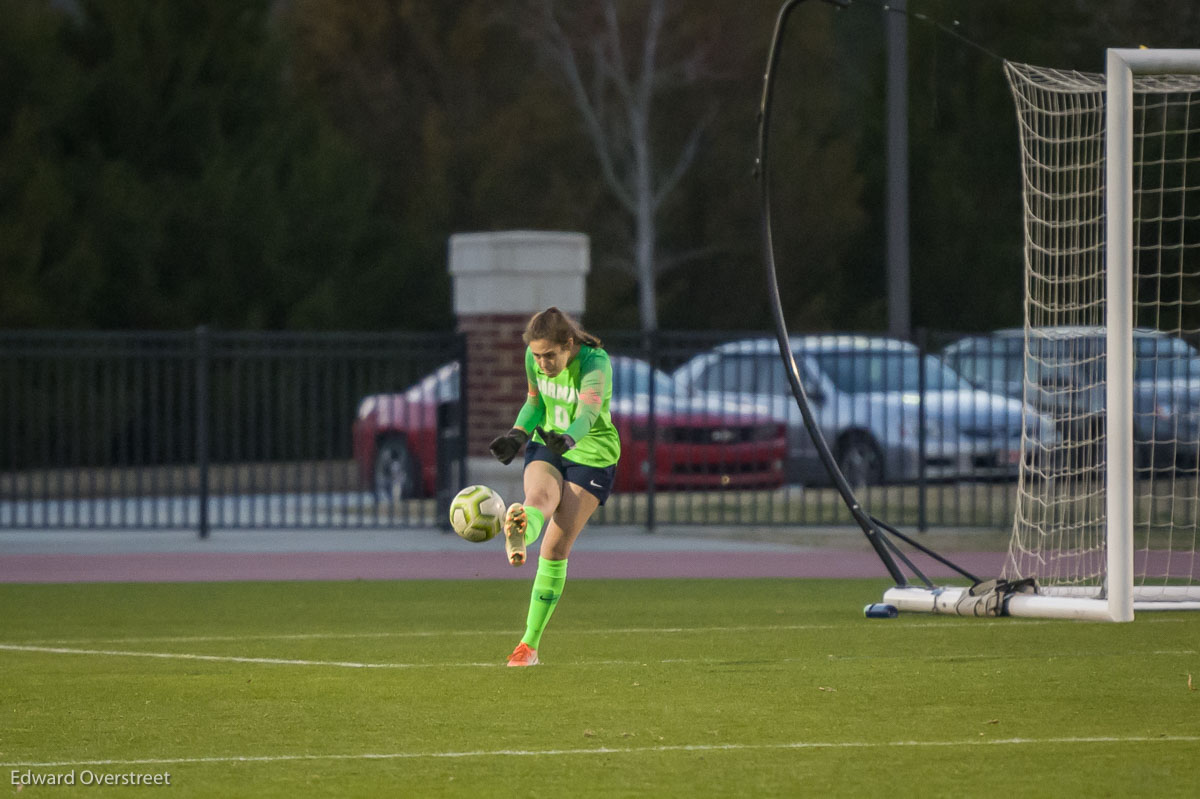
[489,428,528,465]
[538,426,576,457]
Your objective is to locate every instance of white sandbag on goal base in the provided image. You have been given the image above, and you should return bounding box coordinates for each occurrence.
[883,584,1200,622]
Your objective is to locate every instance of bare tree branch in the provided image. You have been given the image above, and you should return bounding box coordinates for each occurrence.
[636,0,665,112]
[533,0,636,212]
[656,244,725,276]
[600,3,635,111]
[654,105,715,211]
[525,0,714,331]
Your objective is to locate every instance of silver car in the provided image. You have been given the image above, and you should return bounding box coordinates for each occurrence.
[672,335,1058,486]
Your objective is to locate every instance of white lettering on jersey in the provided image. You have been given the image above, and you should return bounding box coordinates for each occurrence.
[537,377,578,404]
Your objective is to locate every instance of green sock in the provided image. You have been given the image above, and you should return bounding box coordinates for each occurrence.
[523,506,546,547]
[520,557,567,650]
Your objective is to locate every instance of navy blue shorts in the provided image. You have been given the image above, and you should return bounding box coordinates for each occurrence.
[524,442,617,505]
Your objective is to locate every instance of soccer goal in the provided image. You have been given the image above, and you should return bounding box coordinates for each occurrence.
[888,49,1200,621]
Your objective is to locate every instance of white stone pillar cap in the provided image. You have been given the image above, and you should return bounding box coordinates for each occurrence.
[449,231,589,316]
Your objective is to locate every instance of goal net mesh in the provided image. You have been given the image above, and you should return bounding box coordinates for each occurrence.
[1004,60,1200,602]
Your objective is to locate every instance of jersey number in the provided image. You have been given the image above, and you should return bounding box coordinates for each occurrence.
[552,405,570,429]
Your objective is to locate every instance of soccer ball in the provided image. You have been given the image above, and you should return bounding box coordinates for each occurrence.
[448,485,505,543]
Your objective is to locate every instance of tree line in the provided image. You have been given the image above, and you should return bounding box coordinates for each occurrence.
[3,0,1198,334]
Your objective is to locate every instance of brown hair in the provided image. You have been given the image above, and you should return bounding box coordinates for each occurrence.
[522,307,602,348]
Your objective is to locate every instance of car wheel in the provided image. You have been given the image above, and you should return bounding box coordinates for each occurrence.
[836,433,884,487]
[374,435,418,502]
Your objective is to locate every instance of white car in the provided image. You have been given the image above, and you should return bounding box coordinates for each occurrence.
[672,335,1059,486]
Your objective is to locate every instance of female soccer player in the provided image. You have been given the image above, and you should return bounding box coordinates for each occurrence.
[488,307,620,667]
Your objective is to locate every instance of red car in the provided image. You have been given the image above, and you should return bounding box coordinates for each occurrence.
[352,357,787,499]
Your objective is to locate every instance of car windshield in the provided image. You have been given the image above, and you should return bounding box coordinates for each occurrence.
[1026,336,1103,386]
[960,353,1023,387]
[810,351,972,394]
[686,350,971,395]
[1023,331,1200,383]
[612,359,676,400]
[944,339,1023,388]
[1134,335,1200,379]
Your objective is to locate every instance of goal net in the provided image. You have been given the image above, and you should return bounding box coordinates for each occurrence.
[1001,51,1200,618]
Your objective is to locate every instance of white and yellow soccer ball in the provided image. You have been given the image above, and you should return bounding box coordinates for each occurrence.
[448,485,505,542]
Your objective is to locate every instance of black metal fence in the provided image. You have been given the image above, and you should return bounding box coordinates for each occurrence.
[1,328,1026,533]
[1,329,467,533]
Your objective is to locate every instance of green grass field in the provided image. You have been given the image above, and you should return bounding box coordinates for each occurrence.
[2,579,1198,797]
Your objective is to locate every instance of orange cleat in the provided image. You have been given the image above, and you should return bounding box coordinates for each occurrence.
[503,503,527,567]
[507,642,539,667]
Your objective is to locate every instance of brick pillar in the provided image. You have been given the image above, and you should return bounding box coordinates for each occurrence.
[449,231,589,502]
[457,313,529,457]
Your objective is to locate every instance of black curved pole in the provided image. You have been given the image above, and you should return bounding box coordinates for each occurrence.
[756,0,907,585]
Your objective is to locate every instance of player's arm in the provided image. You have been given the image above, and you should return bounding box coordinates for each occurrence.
[489,350,544,464]
[513,347,546,434]
[513,380,545,435]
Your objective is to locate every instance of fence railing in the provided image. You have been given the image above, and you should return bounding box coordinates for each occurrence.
[1,329,467,533]
[1,328,1026,533]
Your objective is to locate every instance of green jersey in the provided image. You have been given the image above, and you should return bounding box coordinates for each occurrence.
[518,344,621,468]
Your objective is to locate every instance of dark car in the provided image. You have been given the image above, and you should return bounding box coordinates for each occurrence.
[942,327,1200,471]
[352,356,788,500]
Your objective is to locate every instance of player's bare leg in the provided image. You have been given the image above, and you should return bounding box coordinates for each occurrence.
[504,461,560,567]
[537,482,600,561]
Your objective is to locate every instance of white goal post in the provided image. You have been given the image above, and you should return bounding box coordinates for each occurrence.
[886,49,1200,621]
[1102,49,1200,620]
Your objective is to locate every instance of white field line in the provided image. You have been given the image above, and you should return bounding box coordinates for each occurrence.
[817,648,1198,663]
[20,623,849,645]
[0,642,1194,672]
[0,644,499,670]
[24,615,1188,646]
[4,735,1200,770]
